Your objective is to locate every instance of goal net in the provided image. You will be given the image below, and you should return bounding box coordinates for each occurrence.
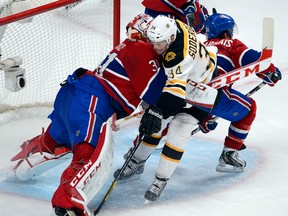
[0,0,120,123]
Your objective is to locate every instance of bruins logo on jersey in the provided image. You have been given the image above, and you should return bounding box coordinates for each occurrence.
[165,51,176,62]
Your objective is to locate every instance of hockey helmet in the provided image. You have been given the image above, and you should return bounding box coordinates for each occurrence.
[146,15,178,45]
[205,13,237,39]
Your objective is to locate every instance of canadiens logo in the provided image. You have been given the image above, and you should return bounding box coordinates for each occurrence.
[165,52,176,62]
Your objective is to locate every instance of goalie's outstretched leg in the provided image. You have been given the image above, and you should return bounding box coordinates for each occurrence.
[11,124,62,161]
[11,125,72,181]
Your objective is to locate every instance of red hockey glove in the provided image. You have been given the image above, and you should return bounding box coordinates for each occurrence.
[256,63,282,87]
[139,106,163,136]
[181,0,209,33]
[199,115,218,133]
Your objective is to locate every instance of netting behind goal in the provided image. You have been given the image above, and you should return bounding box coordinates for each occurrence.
[0,0,119,121]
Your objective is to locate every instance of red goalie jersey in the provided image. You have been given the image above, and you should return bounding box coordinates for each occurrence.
[94,38,167,116]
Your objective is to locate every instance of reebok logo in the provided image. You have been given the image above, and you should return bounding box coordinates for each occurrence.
[148,109,163,119]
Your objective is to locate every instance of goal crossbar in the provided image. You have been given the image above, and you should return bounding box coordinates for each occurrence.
[0,0,80,26]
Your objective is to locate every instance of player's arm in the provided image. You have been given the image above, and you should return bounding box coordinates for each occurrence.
[232,39,282,86]
[180,0,209,33]
[232,39,261,66]
[164,0,189,8]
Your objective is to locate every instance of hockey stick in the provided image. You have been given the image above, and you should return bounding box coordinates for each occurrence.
[110,19,273,133]
[111,110,144,130]
[189,17,273,133]
[93,132,145,215]
[154,81,267,153]
[187,17,274,92]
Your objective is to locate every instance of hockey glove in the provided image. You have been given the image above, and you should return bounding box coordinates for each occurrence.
[181,0,209,33]
[256,63,282,87]
[139,106,163,136]
[199,115,218,133]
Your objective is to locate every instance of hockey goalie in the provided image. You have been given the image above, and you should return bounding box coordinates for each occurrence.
[11,118,115,216]
[10,12,166,216]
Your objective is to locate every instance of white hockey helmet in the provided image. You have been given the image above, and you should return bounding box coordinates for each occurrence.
[146,15,177,45]
[126,13,153,42]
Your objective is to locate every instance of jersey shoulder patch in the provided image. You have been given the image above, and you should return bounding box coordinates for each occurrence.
[163,22,186,68]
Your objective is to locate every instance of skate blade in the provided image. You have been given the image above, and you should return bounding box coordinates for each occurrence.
[144,199,152,205]
[216,164,244,173]
[117,174,142,183]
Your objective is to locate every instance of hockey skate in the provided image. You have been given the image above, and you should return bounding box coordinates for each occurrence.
[113,156,145,180]
[216,147,246,173]
[144,175,168,202]
[123,146,133,160]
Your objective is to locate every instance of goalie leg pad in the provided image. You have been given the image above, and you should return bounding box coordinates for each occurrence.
[52,120,114,215]
[52,142,94,212]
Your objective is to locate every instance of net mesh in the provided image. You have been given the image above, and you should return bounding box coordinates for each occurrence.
[0,0,114,115]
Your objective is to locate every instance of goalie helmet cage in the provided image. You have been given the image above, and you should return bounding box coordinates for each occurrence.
[0,0,120,124]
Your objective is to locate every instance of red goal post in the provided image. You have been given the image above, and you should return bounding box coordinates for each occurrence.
[0,0,120,122]
[0,0,120,47]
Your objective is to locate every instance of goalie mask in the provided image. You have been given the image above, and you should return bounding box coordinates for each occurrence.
[126,13,153,42]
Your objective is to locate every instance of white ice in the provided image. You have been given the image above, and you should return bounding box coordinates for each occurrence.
[0,0,288,215]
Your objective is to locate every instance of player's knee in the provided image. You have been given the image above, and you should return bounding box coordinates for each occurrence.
[167,113,198,148]
[232,98,257,131]
[245,98,257,124]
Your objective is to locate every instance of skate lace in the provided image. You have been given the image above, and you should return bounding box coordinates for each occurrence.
[123,158,141,175]
[223,150,245,167]
[149,178,166,194]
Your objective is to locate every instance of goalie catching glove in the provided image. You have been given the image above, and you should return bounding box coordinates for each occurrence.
[199,115,218,133]
[139,106,163,136]
[256,63,282,87]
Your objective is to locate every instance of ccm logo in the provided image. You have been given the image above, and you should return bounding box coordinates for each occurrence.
[70,160,102,188]
[209,63,260,89]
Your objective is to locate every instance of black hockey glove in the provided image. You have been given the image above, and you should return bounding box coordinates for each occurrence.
[139,106,163,136]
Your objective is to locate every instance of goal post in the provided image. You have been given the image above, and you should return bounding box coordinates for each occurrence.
[0,0,120,123]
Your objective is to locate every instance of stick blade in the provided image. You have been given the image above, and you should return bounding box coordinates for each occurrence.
[263,17,274,50]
